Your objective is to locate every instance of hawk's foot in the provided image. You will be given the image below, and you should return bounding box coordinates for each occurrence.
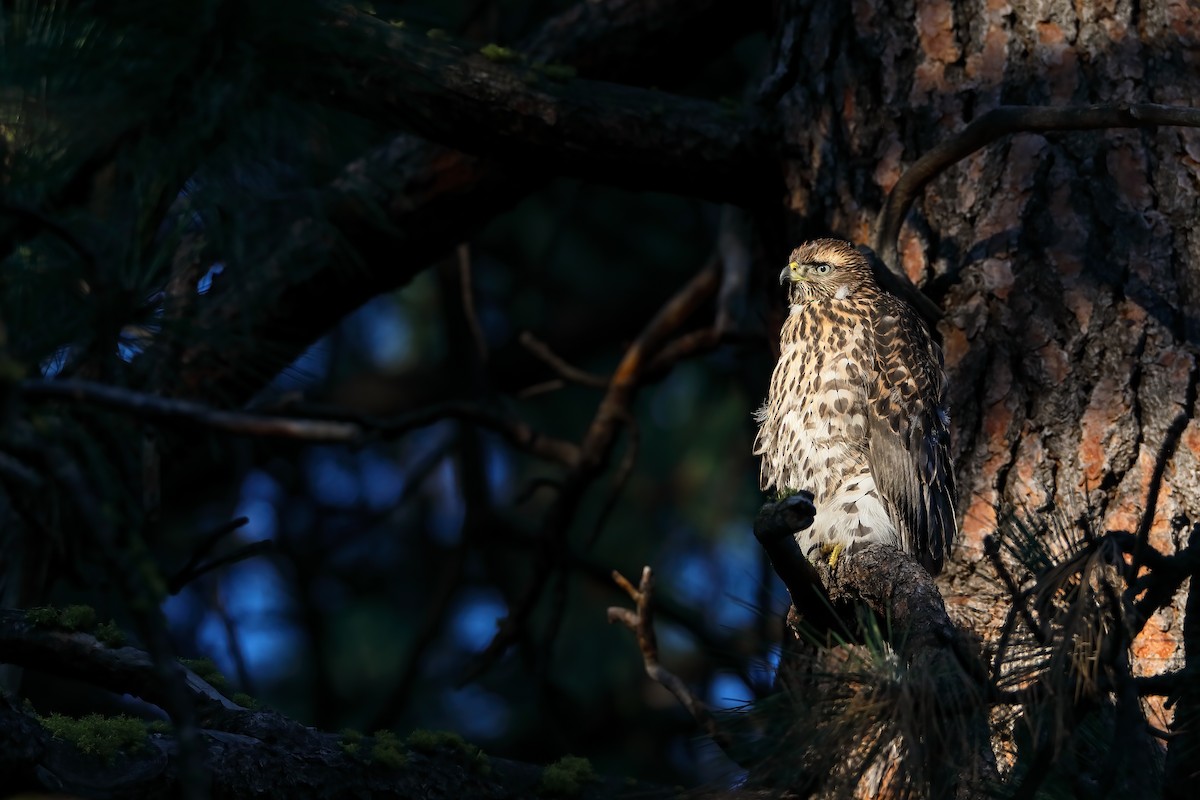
[821,542,844,569]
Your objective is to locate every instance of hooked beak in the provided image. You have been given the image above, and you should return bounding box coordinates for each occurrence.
[779,262,801,284]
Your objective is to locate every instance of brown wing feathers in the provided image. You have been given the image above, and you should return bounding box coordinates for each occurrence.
[866,294,957,573]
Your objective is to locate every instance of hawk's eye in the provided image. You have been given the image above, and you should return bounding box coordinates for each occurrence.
[815,263,831,274]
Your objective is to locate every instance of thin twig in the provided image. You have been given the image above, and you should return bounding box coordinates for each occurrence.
[462,263,721,682]
[373,402,581,467]
[519,331,608,388]
[169,517,251,593]
[457,243,490,363]
[168,540,276,595]
[517,378,566,398]
[585,412,639,549]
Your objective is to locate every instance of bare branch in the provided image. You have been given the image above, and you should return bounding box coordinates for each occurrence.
[171,0,763,406]
[873,103,1200,272]
[330,9,773,205]
[167,540,276,595]
[20,379,363,442]
[607,567,740,759]
[463,262,721,680]
[519,331,608,388]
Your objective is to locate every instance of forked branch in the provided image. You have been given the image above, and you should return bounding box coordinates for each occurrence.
[607,567,738,759]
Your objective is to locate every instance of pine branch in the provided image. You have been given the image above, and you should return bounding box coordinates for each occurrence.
[164,0,762,405]
[329,10,772,205]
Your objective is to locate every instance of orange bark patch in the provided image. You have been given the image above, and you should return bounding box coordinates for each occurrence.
[966,24,1008,85]
[916,0,961,62]
[1183,420,1200,462]
[1104,446,1177,543]
[1062,287,1093,333]
[912,0,960,96]
[872,135,904,195]
[1133,610,1178,665]
[962,491,998,548]
[1077,375,1131,489]
[941,325,970,372]
[1164,0,1200,38]
[900,228,926,284]
[1011,433,1049,508]
[1117,299,1147,324]
[1035,22,1078,101]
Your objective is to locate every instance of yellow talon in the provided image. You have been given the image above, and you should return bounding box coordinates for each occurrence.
[823,542,844,569]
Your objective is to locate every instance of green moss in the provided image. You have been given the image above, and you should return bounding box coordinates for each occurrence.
[39,713,146,762]
[28,604,97,631]
[94,620,125,647]
[146,720,173,735]
[25,607,61,626]
[540,755,598,796]
[406,728,489,774]
[231,692,259,709]
[480,44,523,63]
[180,657,229,692]
[371,729,407,769]
[426,28,447,40]
[25,605,120,643]
[339,728,364,757]
[538,63,576,82]
[406,728,464,753]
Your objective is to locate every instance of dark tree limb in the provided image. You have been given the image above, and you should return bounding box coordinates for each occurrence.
[21,378,582,466]
[165,0,764,405]
[0,614,672,799]
[0,609,238,720]
[872,103,1200,275]
[332,10,775,205]
[20,379,363,442]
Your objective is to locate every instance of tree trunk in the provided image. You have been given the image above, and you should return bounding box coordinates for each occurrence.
[774,0,1199,777]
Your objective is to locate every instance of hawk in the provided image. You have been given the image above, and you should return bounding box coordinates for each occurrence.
[752,239,956,574]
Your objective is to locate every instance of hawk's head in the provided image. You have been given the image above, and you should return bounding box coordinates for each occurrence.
[781,239,874,303]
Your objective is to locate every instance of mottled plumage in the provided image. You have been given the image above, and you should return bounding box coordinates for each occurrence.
[753,239,956,574]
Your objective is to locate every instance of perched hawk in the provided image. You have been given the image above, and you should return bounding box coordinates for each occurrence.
[752,239,956,574]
